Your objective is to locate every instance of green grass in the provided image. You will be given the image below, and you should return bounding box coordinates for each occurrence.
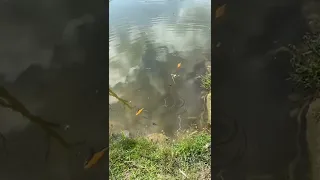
[109,131,211,180]
[200,72,211,91]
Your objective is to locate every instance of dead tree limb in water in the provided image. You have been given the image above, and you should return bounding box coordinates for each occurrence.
[0,86,84,159]
[109,87,132,109]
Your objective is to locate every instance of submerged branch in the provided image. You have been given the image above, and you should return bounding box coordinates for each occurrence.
[0,86,76,149]
[109,87,133,109]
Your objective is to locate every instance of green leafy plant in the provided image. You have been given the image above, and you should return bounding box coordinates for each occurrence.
[289,33,320,91]
[200,72,211,91]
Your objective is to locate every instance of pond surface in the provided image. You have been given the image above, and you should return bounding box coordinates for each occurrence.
[109,0,211,136]
[0,0,109,179]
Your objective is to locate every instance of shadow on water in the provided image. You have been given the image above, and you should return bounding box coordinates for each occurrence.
[212,0,314,179]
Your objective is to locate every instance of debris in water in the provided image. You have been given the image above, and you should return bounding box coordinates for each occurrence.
[171,74,179,84]
[163,98,168,107]
[215,4,226,18]
[63,124,70,131]
[136,108,144,116]
[216,42,221,47]
[152,122,157,126]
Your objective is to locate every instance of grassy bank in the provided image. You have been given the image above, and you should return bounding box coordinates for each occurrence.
[201,72,211,91]
[109,63,212,179]
[289,33,320,92]
[109,130,211,180]
[287,32,320,180]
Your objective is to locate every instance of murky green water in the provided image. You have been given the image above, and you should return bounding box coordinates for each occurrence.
[109,0,211,136]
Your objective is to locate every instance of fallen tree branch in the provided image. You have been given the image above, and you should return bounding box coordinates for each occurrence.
[109,88,132,109]
[0,86,83,150]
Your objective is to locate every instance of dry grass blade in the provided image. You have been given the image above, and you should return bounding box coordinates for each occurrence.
[178,169,188,178]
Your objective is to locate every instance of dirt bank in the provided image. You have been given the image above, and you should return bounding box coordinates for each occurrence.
[307,98,320,180]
